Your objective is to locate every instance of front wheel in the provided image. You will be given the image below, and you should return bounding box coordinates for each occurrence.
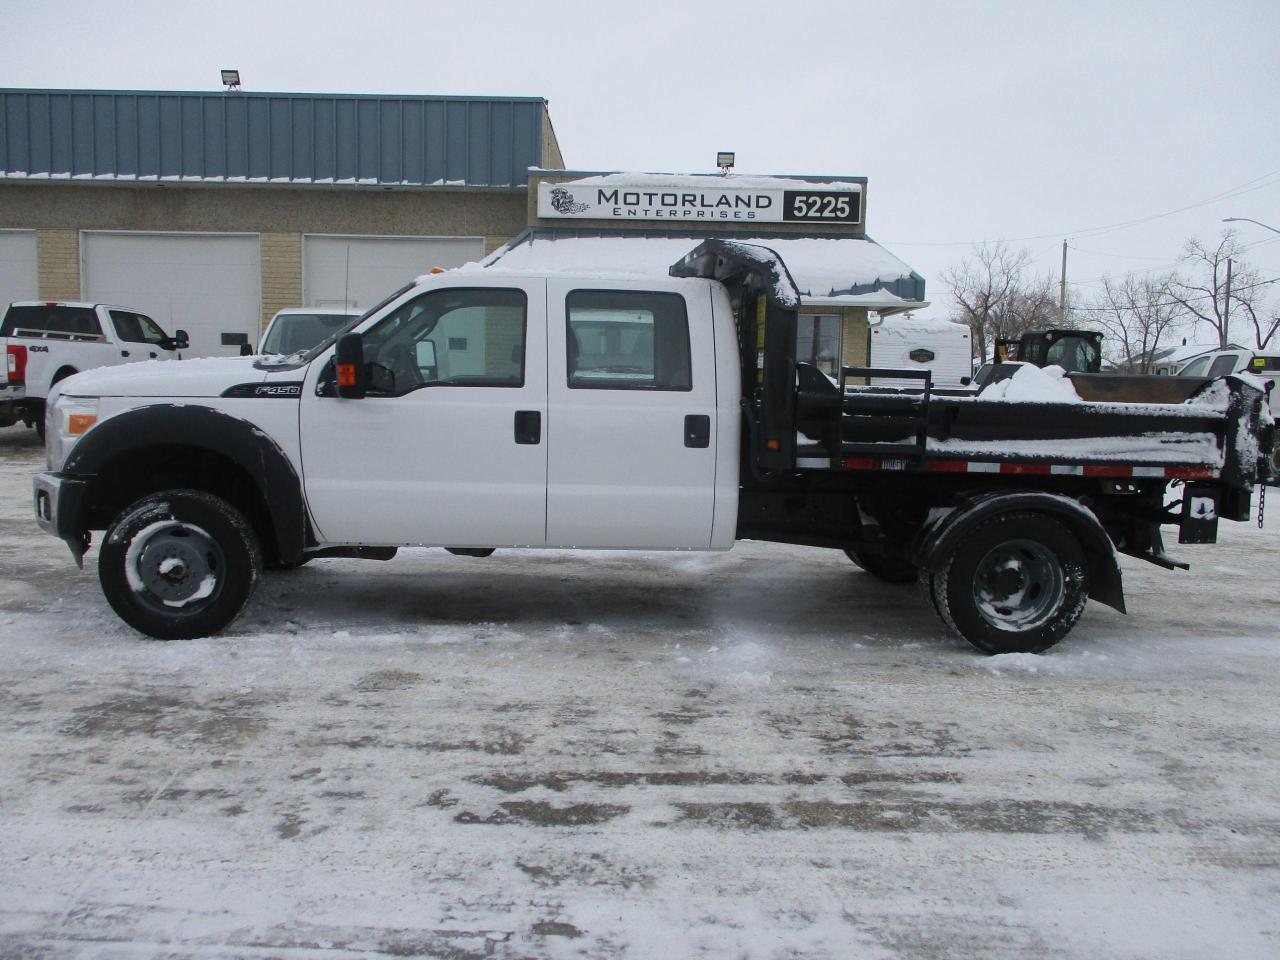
[931,511,1088,655]
[99,490,262,639]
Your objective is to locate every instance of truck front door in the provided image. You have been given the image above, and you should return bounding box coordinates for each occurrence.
[546,279,718,549]
[299,278,548,546]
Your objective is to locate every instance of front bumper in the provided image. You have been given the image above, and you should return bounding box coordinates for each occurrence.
[33,472,91,566]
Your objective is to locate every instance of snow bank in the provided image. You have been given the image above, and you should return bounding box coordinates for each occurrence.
[979,363,1082,403]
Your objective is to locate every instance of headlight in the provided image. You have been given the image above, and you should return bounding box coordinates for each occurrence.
[47,396,99,472]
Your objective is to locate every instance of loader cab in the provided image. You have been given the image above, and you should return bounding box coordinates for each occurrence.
[995,329,1102,375]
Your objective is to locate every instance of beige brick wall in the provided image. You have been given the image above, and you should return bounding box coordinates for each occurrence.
[259,233,302,331]
[0,183,526,247]
[36,229,80,301]
[841,308,870,368]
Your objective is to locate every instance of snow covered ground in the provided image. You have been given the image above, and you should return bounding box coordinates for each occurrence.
[1,424,1277,959]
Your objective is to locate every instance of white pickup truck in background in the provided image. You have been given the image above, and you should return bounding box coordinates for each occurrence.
[1,301,187,439]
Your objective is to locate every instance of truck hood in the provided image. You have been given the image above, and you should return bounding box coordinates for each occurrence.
[57,356,277,398]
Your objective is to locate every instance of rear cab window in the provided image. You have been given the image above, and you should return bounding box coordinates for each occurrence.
[566,290,691,391]
[1,305,103,340]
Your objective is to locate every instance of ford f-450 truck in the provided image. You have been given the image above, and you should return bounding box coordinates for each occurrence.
[32,241,1277,653]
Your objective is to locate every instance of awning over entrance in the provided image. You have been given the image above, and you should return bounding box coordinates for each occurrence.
[476,229,928,315]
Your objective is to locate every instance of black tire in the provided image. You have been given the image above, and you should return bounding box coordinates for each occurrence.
[99,490,261,640]
[35,415,46,444]
[845,548,918,584]
[932,511,1088,655]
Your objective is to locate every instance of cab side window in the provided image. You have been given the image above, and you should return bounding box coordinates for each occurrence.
[360,288,526,396]
[1179,356,1211,377]
[566,290,691,391]
[110,310,167,344]
[1207,354,1239,378]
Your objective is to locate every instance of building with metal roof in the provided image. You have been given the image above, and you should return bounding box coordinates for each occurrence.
[0,88,563,355]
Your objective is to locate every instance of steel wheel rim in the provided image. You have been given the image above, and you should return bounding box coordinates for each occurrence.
[972,538,1064,631]
[132,522,225,614]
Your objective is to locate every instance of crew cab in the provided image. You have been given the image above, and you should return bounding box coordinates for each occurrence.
[1,301,187,439]
[32,242,1278,654]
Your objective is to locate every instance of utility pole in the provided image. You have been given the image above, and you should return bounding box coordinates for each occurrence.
[1059,240,1068,325]
[1222,257,1233,347]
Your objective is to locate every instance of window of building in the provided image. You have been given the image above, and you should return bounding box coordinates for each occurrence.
[361,288,526,395]
[566,290,691,391]
[797,314,842,379]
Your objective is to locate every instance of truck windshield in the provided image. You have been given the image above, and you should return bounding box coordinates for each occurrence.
[261,313,357,355]
[299,282,417,362]
[110,310,169,345]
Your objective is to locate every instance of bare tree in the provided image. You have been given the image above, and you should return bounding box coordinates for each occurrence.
[1090,273,1181,373]
[944,242,1065,361]
[1168,230,1277,348]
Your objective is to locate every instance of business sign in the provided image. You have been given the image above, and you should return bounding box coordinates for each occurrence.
[538,181,862,225]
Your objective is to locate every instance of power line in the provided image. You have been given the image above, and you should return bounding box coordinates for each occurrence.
[879,167,1280,247]
[1068,275,1280,314]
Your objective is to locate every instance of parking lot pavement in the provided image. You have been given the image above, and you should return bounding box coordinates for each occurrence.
[1,422,1278,959]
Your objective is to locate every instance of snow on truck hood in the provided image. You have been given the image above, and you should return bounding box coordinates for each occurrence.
[58,356,272,397]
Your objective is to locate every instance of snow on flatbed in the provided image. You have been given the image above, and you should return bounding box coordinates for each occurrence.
[0,426,1277,959]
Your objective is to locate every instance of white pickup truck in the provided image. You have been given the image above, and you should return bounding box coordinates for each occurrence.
[31,241,1277,653]
[1,301,187,438]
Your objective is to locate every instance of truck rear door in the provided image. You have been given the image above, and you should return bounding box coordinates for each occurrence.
[545,279,719,549]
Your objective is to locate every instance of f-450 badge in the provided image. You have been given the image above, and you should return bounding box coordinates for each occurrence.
[220,382,303,398]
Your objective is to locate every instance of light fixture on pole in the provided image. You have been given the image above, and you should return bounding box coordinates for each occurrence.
[717,152,735,175]
[1222,216,1280,236]
[221,69,241,91]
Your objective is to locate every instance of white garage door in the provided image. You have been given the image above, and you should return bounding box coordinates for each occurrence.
[303,236,484,311]
[0,230,38,309]
[82,232,260,358]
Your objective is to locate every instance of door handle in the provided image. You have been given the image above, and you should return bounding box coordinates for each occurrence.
[684,414,710,448]
[514,410,541,445]
[120,350,130,357]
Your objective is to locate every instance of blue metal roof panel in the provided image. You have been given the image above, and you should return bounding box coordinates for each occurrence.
[0,89,546,187]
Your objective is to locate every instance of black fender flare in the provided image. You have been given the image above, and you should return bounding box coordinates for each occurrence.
[913,489,1126,614]
[63,403,310,564]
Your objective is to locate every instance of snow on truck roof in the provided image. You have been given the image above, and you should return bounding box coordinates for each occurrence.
[464,234,926,313]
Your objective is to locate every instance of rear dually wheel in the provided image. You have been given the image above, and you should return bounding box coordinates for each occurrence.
[931,511,1089,655]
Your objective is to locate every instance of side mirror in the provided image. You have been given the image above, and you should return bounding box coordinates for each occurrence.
[960,376,972,386]
[335,332,366,399]
[173,329,190,350]
[239,343,253,357]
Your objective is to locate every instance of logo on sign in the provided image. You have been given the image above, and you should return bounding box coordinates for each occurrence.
[549,187,588,215]
[909,349,936,363]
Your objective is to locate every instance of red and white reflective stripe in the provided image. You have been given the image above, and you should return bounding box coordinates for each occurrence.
[805,457,1218,481]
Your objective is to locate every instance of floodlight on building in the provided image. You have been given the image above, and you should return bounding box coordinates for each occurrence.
[221,69,241,91]
[717,152,735,174]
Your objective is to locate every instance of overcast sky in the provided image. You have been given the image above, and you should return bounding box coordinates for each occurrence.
[3,0,1277,336]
